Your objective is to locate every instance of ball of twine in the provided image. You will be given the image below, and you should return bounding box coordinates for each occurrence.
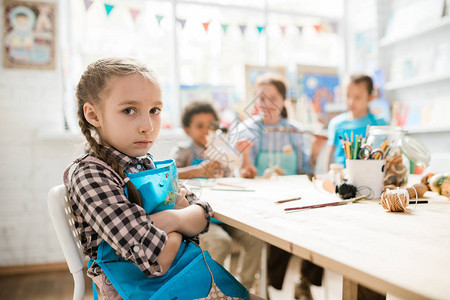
[381,187,409,212]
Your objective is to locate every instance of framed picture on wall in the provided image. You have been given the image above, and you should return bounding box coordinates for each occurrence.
[3,0,56,69]
[297,65,340,126]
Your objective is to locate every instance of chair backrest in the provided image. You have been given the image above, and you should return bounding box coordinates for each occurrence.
[48,184,85,300]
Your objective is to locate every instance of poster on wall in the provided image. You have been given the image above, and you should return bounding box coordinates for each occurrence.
[297,65,340,126]
[3,0,56,69]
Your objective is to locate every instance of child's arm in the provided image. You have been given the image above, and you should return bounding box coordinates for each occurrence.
[177,160,225,179]
[324,145,336,172]
[150,204,209,237]
[235,139,257,178]
[70,164,171,277]
[156,232,182,275]
[309,134,327,167]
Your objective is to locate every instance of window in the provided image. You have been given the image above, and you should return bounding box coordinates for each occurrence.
[63,0,343,130]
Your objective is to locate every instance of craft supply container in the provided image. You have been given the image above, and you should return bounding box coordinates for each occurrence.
[366,126,430,187]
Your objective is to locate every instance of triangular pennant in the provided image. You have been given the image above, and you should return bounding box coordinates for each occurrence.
[221,24,229,34]
[280,25,286,35]
[155,15,164,26]
[177,18,187,29]
[239,24,246,35]
[83,0,93,11]
[129,8,140,22]
[297,25,304,34]
[329,22,338,33]
[256,26,265,34]
[202,21,210,32]
[104,3,114,16]
[313,24,323,33]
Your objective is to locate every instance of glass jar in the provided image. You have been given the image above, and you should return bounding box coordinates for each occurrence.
[328,163,344,186]
[366,126,430,187]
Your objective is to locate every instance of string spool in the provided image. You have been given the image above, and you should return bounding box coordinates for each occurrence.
[380,187,409,212]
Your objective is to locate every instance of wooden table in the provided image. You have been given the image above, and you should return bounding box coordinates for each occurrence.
[197,175,450,299]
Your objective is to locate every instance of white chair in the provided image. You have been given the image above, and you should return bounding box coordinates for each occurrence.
[48,185,86,300]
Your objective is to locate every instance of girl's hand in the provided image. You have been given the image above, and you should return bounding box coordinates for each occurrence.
[199,160,225,178]
[240,164,257,179]
[174,188,189,210]
[235,139,254,155]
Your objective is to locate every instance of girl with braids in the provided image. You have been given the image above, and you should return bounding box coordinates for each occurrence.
[64,58,262,300]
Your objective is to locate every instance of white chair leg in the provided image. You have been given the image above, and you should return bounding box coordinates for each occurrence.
[72,270,85,300]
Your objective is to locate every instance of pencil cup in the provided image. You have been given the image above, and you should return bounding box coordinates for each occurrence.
[346,159,386,199]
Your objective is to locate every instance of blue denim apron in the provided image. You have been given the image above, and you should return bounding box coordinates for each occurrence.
[255,119,298,176]
[89,158,247,300]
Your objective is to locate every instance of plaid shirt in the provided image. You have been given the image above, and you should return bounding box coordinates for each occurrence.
[66,145,213,277]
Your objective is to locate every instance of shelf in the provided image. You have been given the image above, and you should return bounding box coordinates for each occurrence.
[380,15,450,47]
[405,126,450,134]
[385,72,450,91]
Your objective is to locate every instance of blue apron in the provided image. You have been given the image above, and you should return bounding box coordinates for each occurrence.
[334,114,377,166]
[90,158,248,300]
[190,146,222,225]
[255,119,298,176]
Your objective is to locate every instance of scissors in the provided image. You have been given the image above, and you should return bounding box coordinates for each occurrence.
[357,144,372,159]
[357,145,384,160]
[369,148,385,160]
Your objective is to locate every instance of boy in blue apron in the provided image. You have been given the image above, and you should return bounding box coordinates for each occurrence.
[326,74,388,168]
[65,58,263,300]
[234,73,326,300]
[172,100,263,290]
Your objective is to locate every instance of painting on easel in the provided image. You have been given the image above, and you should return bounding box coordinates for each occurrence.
[3,0,56,69]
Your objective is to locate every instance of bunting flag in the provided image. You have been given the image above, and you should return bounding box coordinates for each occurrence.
[297,25,304,34]
[177,18,187,29]
[280,25,286,36]
[256,26,265,34]
[329,22,338,33]
[129,8,140,22]
[155,15,164,26]
[104,4,114,16]
[220,24,229,34]
[313,24,323,33]
[202,21,210,32]
[83,0,93,11]
[239,24,246,35]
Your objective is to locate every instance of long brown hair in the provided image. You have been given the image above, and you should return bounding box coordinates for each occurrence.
[255,73,288,118]
[76,58,160,206]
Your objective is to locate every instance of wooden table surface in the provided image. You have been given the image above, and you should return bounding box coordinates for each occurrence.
[196,175,450,299]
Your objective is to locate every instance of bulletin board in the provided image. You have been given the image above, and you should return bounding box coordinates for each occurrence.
[3,0,56,69]
[297,65,340,125]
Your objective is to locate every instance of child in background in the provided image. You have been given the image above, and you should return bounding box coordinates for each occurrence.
[65,58,263,300]
[325,74,388,168]
[171,100,226,179]
[234,73,326,300]
[171,100,263,291]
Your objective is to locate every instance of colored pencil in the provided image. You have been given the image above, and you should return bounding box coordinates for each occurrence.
[275,197,302,204]
[216,182,246,189]
[284,196,365,212]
